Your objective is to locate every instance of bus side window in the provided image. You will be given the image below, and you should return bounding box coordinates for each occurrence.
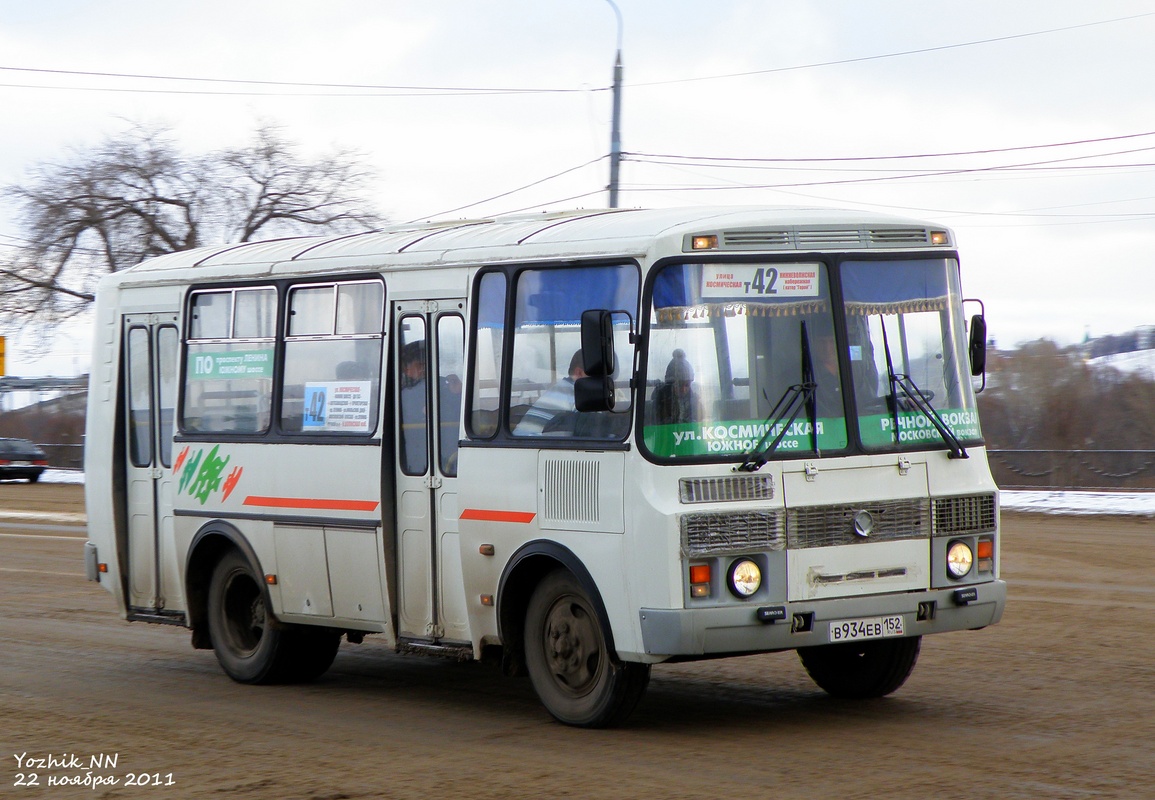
[182,287,276,435]
[508,264,638,440]
[281,280,384,435]
[468,271,507,438]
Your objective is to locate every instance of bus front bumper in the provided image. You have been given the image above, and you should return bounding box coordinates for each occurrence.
[637,580,1006,659]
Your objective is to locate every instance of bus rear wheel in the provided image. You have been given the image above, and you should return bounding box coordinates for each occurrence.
[798,635,921,699]
[524,570,650,728]
[207,549,339,684]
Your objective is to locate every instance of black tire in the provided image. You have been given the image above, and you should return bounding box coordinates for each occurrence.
[280,626,342,683]
[798,635,921,699]
[524,570,650,728]
[206,549,339,684]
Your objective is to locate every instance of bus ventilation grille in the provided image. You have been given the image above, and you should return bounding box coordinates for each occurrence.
[679,475,774,504]
[932,494,997,536]
[717,227,938,250]
[681,510,785,557]
[541,458,600,525]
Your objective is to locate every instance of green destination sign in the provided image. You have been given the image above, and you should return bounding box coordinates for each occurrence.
[187,349,274,380]
[644,417,849,458]
[858,408,981,447]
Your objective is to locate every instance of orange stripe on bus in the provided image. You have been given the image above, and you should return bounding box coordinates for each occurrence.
[459,508,537,524]
[242,496,380,512]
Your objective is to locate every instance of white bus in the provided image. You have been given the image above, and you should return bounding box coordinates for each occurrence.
[84,206,1005,727]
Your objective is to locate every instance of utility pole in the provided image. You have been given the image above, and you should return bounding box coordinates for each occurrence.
[605,0,623,208]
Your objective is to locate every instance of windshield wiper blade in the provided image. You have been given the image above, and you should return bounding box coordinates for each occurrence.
[877,316,967,459]
[735,382,814,472]
[892,374,968,459]
[736,321,818,472]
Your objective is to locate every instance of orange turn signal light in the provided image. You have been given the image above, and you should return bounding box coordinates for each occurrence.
[977,539,994,559]
[689,564,711,584]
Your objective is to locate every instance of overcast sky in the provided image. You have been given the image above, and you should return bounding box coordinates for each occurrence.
[3,0,1155,376]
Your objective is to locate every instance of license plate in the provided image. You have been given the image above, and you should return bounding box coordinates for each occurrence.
[11,461,29,467]
[829,615,904,643]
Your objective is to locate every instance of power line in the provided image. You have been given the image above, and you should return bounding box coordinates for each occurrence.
[625,130,1155,165]
[0,80,603,99]
[622,142,1155,191]
[408,156,608,222]
[0,64,602,97]
[627,12,1155,88]
[1,12,1149,99]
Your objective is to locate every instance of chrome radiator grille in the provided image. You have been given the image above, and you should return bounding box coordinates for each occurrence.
[787,499,931,549]
[680,511,785,557]
[932,494,997,537]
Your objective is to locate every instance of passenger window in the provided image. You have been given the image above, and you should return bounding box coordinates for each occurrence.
[281,280,384,435]
[469,272,506,438]
[509,264,638,440]
[182,288,276,434]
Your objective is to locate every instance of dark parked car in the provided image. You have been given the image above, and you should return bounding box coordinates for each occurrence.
[0,438,49,483]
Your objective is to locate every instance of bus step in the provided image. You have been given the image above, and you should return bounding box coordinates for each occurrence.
[126,610,187,626]
[398,638,474,661]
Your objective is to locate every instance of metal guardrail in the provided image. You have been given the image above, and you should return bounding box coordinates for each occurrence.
[988,450,1155,491]
[38,443,84,471]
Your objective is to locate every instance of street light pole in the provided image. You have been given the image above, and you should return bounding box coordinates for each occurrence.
[605,0,623,208]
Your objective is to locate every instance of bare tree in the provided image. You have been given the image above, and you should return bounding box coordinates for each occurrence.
[0,123,383,331]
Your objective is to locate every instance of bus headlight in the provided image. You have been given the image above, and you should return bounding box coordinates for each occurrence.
[946,540,974,579]
[727,558,762,598]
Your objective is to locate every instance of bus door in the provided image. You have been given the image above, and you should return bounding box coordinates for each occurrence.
[122,313,180,612]
[393,302,468,643]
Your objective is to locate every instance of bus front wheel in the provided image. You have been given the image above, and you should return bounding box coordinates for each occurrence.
[207,549,339,684]
[524,570,650,728]
[797,635,921,699]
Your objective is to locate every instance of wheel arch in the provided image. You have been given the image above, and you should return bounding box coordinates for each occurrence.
[185,520,267,650]
[496,540,617,671]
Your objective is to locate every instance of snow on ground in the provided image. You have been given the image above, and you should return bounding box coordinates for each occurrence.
[33,469,86,485]
[29,470,1155,517]
[1000,491,1155,517]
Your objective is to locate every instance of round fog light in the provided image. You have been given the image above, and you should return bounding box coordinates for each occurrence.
[946,540,974,579]
[728,558,762,598]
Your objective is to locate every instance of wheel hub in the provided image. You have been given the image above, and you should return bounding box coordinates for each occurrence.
[544,598,601,694]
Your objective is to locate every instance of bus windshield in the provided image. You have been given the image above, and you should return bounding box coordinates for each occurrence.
[842,258,981,452]
[641,258,980,461]
[642,261,849,459]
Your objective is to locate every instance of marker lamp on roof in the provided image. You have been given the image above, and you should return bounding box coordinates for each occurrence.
[930,230,949,245]
[691,235,719,250]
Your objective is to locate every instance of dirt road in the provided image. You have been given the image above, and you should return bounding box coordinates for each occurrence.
[2,482,1153,799]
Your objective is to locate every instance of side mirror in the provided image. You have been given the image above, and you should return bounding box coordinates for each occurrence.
[575,375,615,412]
[577,309,616,412]
[968,313,987,376]
[580,309,615,378]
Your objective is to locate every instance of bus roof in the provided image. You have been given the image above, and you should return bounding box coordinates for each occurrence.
[114,205,954,281]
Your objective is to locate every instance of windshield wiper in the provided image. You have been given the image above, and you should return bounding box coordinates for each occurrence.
[878,319,968,459]
[736,322,818,472]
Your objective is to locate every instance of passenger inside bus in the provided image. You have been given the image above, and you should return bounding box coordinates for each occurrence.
[807,322,846,419]
[514,350,585,436]
[650,349,703,424]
